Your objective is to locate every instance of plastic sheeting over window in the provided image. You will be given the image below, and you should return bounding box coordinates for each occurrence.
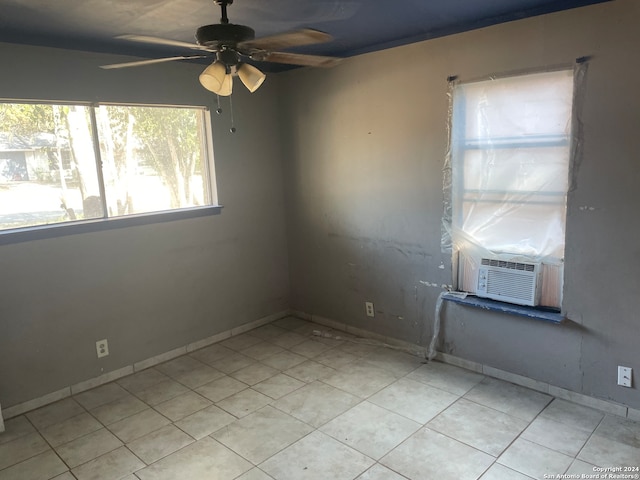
[442,64,586,308]
[448,69,574,258]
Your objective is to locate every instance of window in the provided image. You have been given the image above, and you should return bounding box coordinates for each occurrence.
[444,69,577,309]
[0,102,216,233]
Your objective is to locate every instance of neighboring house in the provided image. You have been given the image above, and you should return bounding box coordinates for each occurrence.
[0,132,71,183]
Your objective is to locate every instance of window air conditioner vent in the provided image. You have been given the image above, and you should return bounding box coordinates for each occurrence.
[480,258,535,272]
[477,257,541,306]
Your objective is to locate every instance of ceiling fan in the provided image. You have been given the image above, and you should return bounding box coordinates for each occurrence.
[100,0,342,96]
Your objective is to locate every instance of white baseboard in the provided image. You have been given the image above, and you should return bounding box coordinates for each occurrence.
[3,310,291,420]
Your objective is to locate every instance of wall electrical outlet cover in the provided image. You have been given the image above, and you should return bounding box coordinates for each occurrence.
[96,339,109,358]
[617,366,632,387]
[365,302,375,317]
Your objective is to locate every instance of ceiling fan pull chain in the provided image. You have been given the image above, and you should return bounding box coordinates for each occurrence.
[229,95,236,133]
[216,95,223,114]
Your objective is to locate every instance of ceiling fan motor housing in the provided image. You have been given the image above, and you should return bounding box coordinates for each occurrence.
[196,24,255,47]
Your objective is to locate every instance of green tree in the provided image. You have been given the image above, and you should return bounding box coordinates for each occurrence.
[130,106,204,208]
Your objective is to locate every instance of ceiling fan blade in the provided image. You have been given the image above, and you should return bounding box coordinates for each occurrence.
[239,28,332,52]
[258,51,342,68]
[100,55,208,70]
[117,34,212,51]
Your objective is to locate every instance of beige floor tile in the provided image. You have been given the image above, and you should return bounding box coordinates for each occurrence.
[521,415,591,456]
[593,414,640,448]
[135,436,252,480]
[311,329,349,347]
[71,446,145,480]
[261,351,307,371]
[240,342,286,361]
[0,450,67,480]
[236,468,275,480]
[369,377,459,424]
[539,398,604,434]
[159,360,225,389]
[381,427,494,480]
[196,376,249,402]
[205,351,256,374]
[0,415,36,445]
[55,428,122,468]
[261,431,374,480]
[231,363,279,386]
[312,349,359,370]
[428,399,528,456]
[73,383,130,410]
[406,362,484,396]
[356,464,408,480]
[213,405,313,464]
[40,412,102,447]
[284,360,337,383]
[292,322,328,337]
[268,331,308,349]
[127,424,194,464]
[189,344,236,366]
[0,432,50,470]
[107,408,171,443]
[134,379,190,406]
[220,333,263,351]
[51,473,76,480]
[335,341,382,358]
[565,459,601,475]
[155,356,207,379]
[90,395,148,425]
[175,364,225,389]
[362,349,423,377]
[464,377,552,421]
[289,339,333,358]
[273,381,360,428]
[217,389,272,418]
[272,316,311,331]
[322,361,397,398]
[253,374,305,399]
[577,434,640,468]
[498,438,573,478]
[249,324,288,340]
[320,401,420,460]
[174,405,236,439]
[153,391,212,422]
[26,398,86,430]
[117,369,169,394]
[480,463,533,480]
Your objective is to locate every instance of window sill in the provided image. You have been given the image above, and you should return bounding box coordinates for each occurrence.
[442,292,565,324]
[0,205,223,245]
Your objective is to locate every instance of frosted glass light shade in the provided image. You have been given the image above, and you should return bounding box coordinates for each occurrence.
[217,74,233,96]
[238,63,266,93]
[199,62,227,93]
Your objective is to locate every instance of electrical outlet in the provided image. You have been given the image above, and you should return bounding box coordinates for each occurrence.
[365,302,375,317]
[96,339,109,358]
[617,366,632,387]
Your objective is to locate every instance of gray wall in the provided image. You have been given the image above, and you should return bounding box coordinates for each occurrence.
[0,43,290,407]
[281,0,640,408]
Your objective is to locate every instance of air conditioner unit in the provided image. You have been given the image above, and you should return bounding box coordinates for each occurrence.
[477,258,542,306]
[457,251,543,307]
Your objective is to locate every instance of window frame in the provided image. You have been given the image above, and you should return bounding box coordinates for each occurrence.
[0,100,221,244]
[442,64,585,311]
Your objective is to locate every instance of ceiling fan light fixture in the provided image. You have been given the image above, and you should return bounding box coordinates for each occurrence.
[199,61,227,93]
[217,73,234,96]
[238,63,266,93]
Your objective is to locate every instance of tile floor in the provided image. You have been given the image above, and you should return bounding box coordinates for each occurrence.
[1,316,639,480]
